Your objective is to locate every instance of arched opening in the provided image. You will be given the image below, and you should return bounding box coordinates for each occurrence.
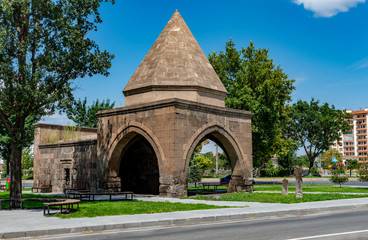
[119,135,160,195]
[186,128,244,195]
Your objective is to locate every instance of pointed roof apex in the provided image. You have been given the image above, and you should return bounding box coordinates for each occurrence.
[123,10,227,107]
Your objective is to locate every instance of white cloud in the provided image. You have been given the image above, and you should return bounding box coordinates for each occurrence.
[40,113,71,125]
[293,0,365,17]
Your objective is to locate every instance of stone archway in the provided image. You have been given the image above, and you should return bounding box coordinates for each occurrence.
[184,124,249,193]
[101,124,165,194]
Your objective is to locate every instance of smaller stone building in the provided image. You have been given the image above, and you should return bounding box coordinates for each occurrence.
[33,124,98,193]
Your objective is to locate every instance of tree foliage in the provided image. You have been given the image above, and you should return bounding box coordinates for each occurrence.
[264,160,279,178]
[0,0,114,206]
[187,159,203,187]
[64,97,114,128]
[277,142,299,176]
[208,39,295,169]
[0,115,39,176]
[345,159,360,176]
[288,98,351,173]
[329,168,349,188]
[358,166,368,182]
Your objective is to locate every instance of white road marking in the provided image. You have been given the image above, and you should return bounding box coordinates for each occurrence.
[287,229,368,240]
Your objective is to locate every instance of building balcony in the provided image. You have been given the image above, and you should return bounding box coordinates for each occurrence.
[356,122,367,126]
[357,138,367,142]
[357,133,367,136]
[358,149,368,153]
[343,145,354,148]
[359,155,368,159]
[356,117,367,120]
[344,150,355,153]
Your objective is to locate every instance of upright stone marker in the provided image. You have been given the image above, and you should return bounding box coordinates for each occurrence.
[282,178,288,196]
[295,166,303,198]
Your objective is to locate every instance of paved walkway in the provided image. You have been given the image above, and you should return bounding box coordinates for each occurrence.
[1,195,368,239]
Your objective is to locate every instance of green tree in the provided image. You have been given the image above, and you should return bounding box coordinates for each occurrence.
[0,115,39,177]
[277,142,299,176]
[188,159,203,187]
[329,168,349,188]
[287,98,351,174]
[208,39,295,172]
[21,147,33,179]
[218,153,231,170]
[64,97,114,128]
[192,155,212,171]
[345,159,360,177]
[264,160,280,184]
[0,0,114,207]
[294,155,309,168]
[358,166,368,182]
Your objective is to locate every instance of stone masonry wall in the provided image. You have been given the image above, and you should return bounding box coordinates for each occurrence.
[33,124,98,193]
[97,98,252,197]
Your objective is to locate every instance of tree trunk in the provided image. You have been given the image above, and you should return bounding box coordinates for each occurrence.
[255,161,267,177]
[6,158,10,175]
[308,157,315,175]
[9,140,22,208]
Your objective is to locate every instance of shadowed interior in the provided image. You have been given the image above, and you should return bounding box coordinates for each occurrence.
[119,135,159,195]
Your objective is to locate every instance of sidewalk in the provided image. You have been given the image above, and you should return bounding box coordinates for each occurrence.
[1,196,368,239]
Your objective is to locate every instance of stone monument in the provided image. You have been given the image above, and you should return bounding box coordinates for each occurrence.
[282,178,288,196]
[33,10,254,197]
[295,166,303,198]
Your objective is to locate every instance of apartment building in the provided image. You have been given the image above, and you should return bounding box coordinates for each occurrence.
[331,108,368,163]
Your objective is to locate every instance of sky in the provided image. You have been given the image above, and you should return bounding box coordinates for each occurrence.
[41,0,368,154]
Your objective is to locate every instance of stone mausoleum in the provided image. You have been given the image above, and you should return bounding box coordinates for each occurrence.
[33,10,253,197]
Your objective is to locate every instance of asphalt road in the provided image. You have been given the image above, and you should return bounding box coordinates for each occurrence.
[30,209,368,240]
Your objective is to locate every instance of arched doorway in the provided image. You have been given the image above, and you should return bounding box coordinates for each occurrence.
[118,134,160,195]
[185,125,248,195]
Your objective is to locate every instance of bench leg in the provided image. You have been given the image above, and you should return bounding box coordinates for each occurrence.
[48,206,50,215]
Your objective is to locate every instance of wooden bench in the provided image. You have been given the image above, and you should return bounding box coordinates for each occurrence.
[63,181,88,194]
[199,182,222,190]
[68,191,134,201]
[43,199,80,215]
[32,180,52,193]
[0,198,66,209]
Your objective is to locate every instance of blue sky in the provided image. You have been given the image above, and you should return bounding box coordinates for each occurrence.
[42,0,368,154]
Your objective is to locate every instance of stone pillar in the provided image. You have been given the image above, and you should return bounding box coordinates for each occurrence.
[295,166,303,198]
[282,178,288,196]
[228,175,252,193]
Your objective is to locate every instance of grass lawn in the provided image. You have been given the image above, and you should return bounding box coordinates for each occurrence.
[254,184,368,193]
[193,192,368,204]
[0,192,66,209]
[0,192,229,217]
[56,201,230,219]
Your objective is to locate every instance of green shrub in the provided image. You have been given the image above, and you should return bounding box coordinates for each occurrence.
[330,168,349,188]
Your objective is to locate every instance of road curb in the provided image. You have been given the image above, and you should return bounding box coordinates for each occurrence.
[2,203,368,239]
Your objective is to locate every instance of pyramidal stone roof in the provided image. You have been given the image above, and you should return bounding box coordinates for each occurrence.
[123,10,227,107]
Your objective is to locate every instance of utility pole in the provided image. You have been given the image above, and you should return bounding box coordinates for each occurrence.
[216,144,219,175]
